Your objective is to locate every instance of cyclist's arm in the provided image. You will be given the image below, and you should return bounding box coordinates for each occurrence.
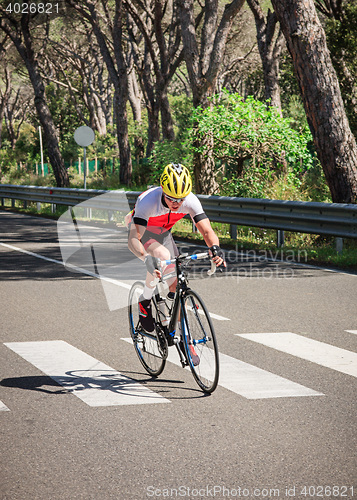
[128,223,148,260]
[195,218,219,247]
[195,218,226,267]
[124,210,133,228]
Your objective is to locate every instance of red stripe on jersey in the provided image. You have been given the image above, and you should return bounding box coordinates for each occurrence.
[147,212,186,231]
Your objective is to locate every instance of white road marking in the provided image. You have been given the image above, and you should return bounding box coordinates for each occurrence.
[4,341,170,407]
[208,312,230,321]
[0,401,10,411]
[0,242,131,290]
[186,305,229,321]
[121,338,323,399]
[0,242,229,320]
[216,352,323,399]
[237,332,357,378]
[345,330,357,335]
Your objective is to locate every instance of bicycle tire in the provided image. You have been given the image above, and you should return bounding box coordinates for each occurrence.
[181,290,219,393]
[128,281,166,377]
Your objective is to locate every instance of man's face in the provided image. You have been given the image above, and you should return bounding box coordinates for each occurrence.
[164,195,185,211]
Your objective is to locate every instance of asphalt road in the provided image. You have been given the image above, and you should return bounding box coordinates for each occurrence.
[1,210,356,500]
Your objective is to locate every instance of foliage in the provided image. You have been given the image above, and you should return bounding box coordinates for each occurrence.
[284,95,309,132]
[46,82,85,161]
[1,88,330,203]
[0,164,56,186]
[0,123,39,174]
[191,91,319,199]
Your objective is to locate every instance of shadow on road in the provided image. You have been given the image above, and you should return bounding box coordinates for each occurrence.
[0,371,209,400]
[1,375,68,394]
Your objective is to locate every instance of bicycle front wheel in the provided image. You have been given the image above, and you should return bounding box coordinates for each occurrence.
[128,281,166,377]
[181,290,219,393]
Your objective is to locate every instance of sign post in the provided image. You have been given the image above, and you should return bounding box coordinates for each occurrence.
[74,126,95,189]
[39,126,44,177]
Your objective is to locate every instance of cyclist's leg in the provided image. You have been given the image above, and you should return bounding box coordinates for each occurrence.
[145,233,178,292]
[138,236,174,332]
[145,235,180,345]
[137,238,162,332]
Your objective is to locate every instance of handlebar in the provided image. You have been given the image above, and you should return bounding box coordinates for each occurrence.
[149,251,216,287]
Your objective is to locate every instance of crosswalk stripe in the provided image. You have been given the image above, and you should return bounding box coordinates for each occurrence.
[4,341,170,407]
[237,332,357,378]
[121,338,323,399]
[207,312,230,321]
[0,400,10,411]
[186,305,229,321]
[345,330,357,335]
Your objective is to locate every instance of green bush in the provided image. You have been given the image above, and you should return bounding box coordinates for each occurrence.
[191,91,322,199]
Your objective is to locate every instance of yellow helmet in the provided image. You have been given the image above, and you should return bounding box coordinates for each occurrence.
[160,163,192,198]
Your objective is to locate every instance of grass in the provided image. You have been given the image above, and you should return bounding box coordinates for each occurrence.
[2,199,356,272]
[0,168,148,193]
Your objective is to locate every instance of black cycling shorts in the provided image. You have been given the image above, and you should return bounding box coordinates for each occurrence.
[141,230,179,258]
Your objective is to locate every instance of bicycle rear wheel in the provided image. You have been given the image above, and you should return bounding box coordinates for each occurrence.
[181,290,219,393]
[128,281,166,377]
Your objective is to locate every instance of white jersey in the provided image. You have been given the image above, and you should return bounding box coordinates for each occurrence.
[132,186,207,233]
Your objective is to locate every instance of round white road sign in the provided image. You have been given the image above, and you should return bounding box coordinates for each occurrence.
[74,126,95,147]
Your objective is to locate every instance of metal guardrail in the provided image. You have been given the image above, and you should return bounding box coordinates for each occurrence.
[0,184,356,239]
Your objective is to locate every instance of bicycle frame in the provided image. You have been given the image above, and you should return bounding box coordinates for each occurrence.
[152,252,216,365]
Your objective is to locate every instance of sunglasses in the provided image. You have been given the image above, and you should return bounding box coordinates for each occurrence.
[165,194,185,203]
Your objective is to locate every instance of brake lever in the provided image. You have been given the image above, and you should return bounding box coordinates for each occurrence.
[207,259,216,276]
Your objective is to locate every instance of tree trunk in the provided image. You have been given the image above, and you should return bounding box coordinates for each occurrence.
[178,0,245,194]
[193,132,219,194]
[127,66,142,124]
[271,0,357,203]
[25,60,68,187]
[92,92,107,136]
[247,0,284,113]
[146,103,160,157]
[160,91,175,141]
[35,95,69,187]
[0,66,11,149]
[112,0,132,185]
[114,90,132,185]
[263,42,283,111]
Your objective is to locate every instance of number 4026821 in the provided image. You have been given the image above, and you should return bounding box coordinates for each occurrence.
[6,3,59,14]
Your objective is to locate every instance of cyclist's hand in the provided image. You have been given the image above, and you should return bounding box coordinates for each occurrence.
[144,255,162,277]
[209,245,226,268]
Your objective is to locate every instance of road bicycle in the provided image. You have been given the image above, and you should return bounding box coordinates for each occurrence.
[128,252,219,393]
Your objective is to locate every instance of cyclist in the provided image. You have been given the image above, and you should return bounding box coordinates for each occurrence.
[127,164,225,359]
